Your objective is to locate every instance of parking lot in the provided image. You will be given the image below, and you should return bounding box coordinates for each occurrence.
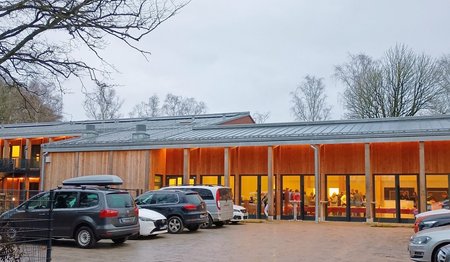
[51,220,412,262]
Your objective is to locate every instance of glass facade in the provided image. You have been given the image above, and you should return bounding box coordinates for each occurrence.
[326,175,365,221]
[240,176,270,218]
[426,175,449,211]
[280,175,315,220]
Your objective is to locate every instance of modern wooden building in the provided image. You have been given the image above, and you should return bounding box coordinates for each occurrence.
[2,112,450,223]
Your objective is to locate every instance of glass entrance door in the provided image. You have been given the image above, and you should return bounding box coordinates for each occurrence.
[240,175,273,219]
[374,174,418,223]
[326,175,366,221]
[280,175,315,220]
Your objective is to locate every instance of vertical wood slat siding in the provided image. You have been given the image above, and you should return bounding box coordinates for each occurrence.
[151,149,166,175]
[45,152,78,189]
[165,148,183,175]
[111,151,147,190]
[278,145,315,174]
[425,141,450,173]
[195,148,224,175]
[78,152,110,176]
[238,146,268,174]
[371,142,419,174]
[321,144,365,174]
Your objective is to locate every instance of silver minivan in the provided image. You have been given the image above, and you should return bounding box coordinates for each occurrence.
[161,185,233,228]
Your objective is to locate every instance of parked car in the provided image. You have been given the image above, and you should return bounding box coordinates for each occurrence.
[135,190,208,233]
[231,205,248,224]
[0,175,139,248]
[161,185,233,228]
[138,208,167,236]
[418,213,450,232]
[409,225,450,262]
[415,208,450,233]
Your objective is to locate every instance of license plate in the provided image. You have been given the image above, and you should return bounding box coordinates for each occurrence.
[120,217,135,223]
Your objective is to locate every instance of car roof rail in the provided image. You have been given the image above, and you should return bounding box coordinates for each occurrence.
[62,175,123,187]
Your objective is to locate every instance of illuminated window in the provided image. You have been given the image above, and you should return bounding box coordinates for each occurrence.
[11,146,20,158]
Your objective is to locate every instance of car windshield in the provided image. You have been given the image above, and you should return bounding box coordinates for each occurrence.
[106,192,133,208]
[219,188,233,201]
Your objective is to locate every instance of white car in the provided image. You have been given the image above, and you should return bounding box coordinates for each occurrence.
[231,205,248,224]
[409,225,450,262]
[138,208,168,236]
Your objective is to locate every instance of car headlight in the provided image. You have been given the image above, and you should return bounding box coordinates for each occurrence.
[410,236,432,244]
[139,216,155,222]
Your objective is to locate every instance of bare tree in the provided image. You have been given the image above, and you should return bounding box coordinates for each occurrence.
[83,83,123,120]
[336,44,446,118]
[428,55,450,114]
[129,94,160,118]
[290,75,331,121]
[161,93,206,116]
[252,111,270,123]
[0,0,189,95]
[0,81,62,123]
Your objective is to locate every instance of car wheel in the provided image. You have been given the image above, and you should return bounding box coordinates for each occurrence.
[75,226,97,248]
[186,225,200,231]
[200,215,213,229]
[112,237,127,244]
[168,216,184,234]
[214,221,224,227]
[432,244,447,262]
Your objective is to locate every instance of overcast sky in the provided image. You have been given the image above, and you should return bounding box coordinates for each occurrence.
[62,0,450,123]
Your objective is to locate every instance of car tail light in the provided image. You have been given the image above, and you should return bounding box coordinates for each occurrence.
[99,209,119,218]
[216,190,221,210]
[134,207,139,216]
[183,204,197,211]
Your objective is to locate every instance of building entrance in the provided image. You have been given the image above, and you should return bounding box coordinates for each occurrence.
[280,175,315,220]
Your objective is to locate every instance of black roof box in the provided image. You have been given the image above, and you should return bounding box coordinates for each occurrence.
[62,175,123,186]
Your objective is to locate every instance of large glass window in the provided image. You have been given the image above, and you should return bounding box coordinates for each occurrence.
[350,176,366,219]
[374,175,396,219]
[426,175,449,211]
[327,176,347,218]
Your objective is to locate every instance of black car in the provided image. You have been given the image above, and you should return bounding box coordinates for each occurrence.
[418,212,450,232]
[0,175,139,248]
[135,190,208,233]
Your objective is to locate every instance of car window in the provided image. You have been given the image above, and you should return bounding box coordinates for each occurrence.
[190,188,214,200]
[79,192,99,208]
[153,193,178,204]
[106,193,133,208]
[185,193,202,205]
[27,192,50,210]
[136,193,153,205]
[54,192,78,208]
[219,188,233,201]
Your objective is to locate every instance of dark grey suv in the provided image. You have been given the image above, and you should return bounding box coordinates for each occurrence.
[0,175,139,248]
[136,190,208,233]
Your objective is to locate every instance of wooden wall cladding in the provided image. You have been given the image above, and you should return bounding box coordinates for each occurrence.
[165,148,184,175]
[277,145,315,174]
[151,149,166,175]
[371,142,419,174]
[45,152,78,189]
[191,148,224,175]
[78,151,110,176]
[425,141,450,174]
[321,144,365,174]
[238,146,268,175]
[111,150,147,190]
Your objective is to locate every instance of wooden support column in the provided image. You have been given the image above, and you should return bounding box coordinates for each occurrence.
[234,147,240,205]
[419,141,426,213]
[275,146,281,220]
[365,143,373,222]
[3,139,10,158]
[183,148,190,185]
[311,144,321,223]
[144,150,151,192]
[25,139,32,160]
[268,146,274,220]
[224,148,230,187]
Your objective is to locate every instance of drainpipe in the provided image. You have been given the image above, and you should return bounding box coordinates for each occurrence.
[311,144,320,223]
[39,152,48,191]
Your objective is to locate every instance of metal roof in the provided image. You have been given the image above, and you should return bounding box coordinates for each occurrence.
[42,114,450,152]
[0,112,250,139]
